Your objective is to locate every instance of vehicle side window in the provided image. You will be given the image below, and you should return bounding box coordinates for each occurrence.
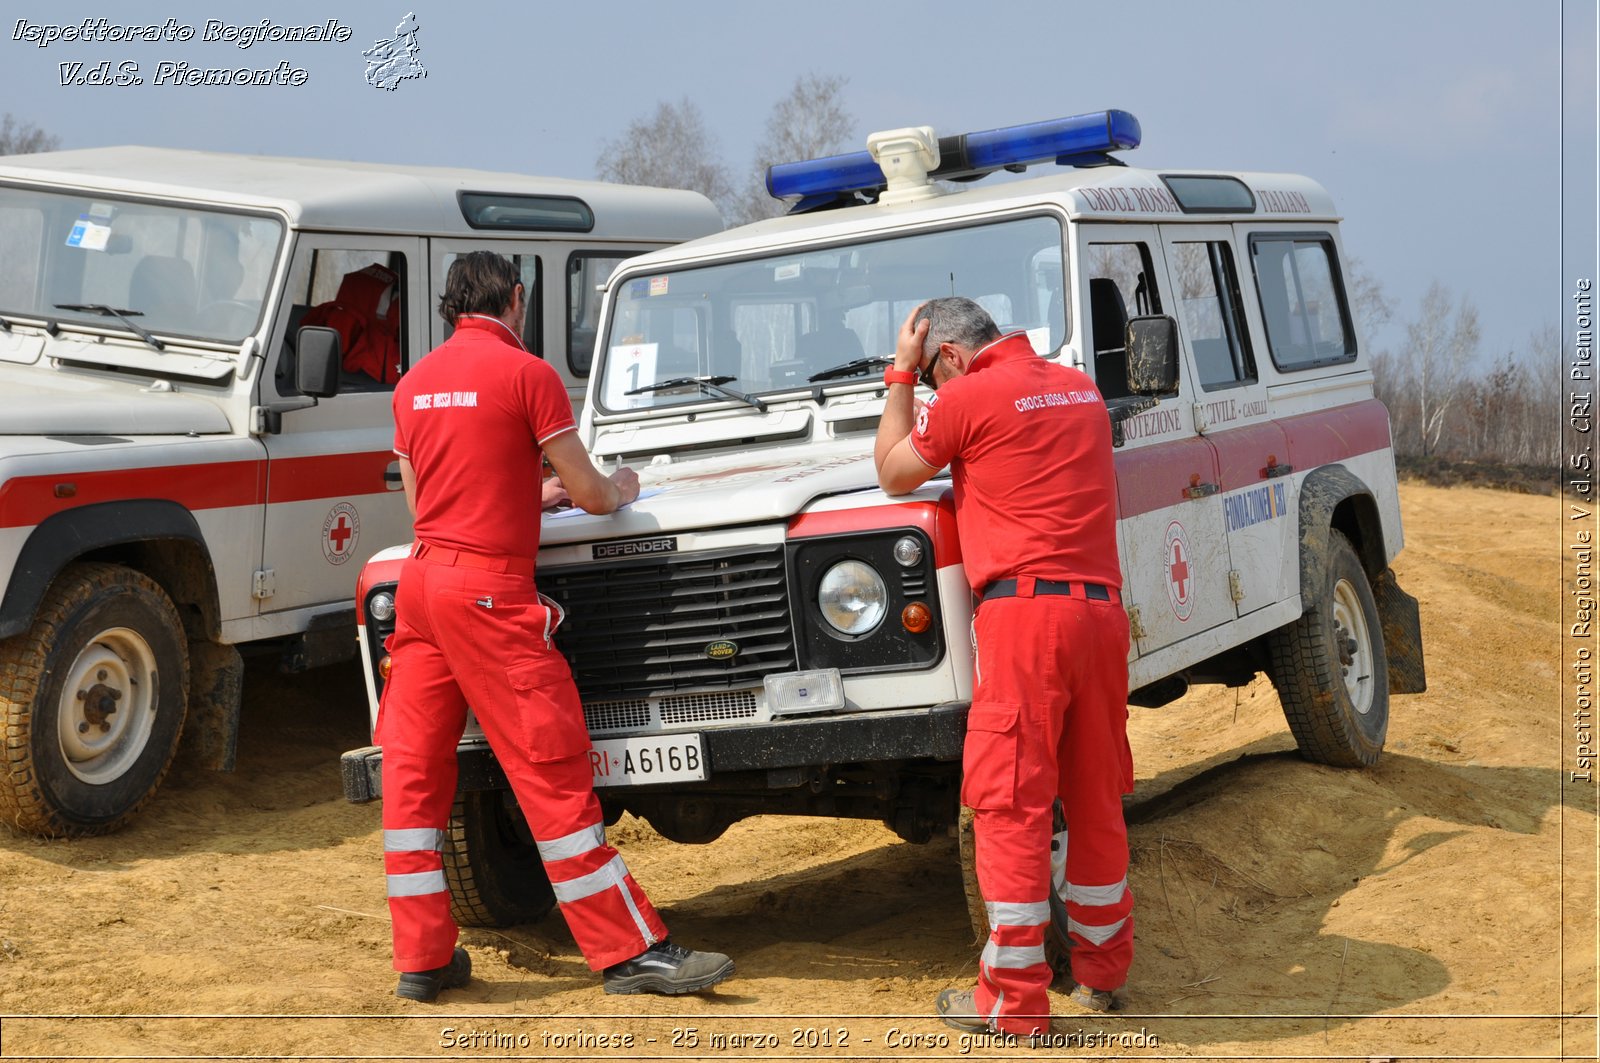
[277,248,409,396]
[1085,242,1166,400]
[1250,235,1354,369]
[438,252,540,354]
[567,253,630,377]
[1171,241,1256,390]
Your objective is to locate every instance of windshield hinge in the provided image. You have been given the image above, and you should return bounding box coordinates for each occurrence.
[250,406,283,435]
[252,569,276,601]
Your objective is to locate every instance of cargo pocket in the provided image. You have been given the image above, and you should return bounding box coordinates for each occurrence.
[507,657,591,762]
[960,702,1021,810]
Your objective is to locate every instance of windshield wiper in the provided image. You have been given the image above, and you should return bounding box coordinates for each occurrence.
[807,356,892,383]
[53,303,165,352]
[626,374,768,413]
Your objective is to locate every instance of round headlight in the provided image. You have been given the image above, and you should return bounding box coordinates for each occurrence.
[893,536,924,567]
[368,591,395,623]
[817,560,887,636]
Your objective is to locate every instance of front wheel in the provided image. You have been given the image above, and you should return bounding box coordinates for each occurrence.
[0,563,189,836]
[443,790,556,928]
[1268,529,1389,767]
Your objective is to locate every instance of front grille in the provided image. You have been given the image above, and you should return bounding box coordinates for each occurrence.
[583,689,759,734]
[546,543,795,700]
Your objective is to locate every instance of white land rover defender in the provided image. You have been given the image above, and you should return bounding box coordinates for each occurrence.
[0,147,720,836]
[344,111,1425,935]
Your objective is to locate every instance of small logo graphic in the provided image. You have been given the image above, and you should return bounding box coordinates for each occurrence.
[322,502,361,565]
[592,536,678,560]
[705,640,740,661]
[364,13,426,91]
[1163,519,1194,621]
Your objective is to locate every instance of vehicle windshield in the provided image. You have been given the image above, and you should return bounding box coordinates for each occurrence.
[595,215,1067,412]
[0,186,282,344]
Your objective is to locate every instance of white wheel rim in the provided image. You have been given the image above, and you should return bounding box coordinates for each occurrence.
[56,628,160,785]
[1331,577,1375,716]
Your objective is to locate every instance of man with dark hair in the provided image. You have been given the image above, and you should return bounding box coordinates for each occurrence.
[875,297,1133,1035]
[380,250,734,1002]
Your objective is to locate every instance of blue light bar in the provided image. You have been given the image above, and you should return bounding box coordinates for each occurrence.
[766,109,1142,205]
[766,149,882,201]
[963,110,1141,170]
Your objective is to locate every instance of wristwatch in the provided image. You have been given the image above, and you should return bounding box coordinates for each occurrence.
[883,367,918,387]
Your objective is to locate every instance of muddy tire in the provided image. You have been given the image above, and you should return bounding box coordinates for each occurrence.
[0,563,189,837]
[443,790,556,928]
[1269,529,1389,767]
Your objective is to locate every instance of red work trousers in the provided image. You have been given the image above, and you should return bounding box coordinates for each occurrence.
[377,552,667,973]
[963,585,1133,1034]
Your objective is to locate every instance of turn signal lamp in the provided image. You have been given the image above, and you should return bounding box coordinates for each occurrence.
[766,109,1142,203]
[378,655,393,680]
[901,602,932,634]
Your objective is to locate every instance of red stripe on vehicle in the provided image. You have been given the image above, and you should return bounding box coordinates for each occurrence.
[1114,399,1393,519]
[1274,399,1393,472]
[0,460,265,529]
[265,451,397,504]
[1209,421,1290,492]
[787,493,962,570]
[1114,436,1217,520]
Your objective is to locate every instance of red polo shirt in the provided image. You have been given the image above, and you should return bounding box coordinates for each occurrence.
[910,332,1121,593]
[392,316,575,560]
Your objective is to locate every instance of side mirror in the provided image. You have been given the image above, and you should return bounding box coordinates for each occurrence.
[296,325,342,398]
[1125,315,1179,395]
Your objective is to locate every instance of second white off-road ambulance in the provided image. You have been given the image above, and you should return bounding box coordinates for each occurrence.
[0,147,720,836]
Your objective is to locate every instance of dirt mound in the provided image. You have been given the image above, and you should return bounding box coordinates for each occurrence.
[0,483,1592,1060]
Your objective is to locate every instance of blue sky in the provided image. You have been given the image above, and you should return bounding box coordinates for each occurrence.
[2,0,1593,366]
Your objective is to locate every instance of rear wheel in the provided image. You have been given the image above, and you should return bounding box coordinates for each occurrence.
[1269,529,1389,767]
[0,563,189,837]
[443,790,556,928]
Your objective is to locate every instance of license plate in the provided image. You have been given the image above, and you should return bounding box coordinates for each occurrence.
[589,733,706,787]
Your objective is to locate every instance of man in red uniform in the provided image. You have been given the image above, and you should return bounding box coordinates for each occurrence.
[874,298,1133,1035]
[380,251,734,1001]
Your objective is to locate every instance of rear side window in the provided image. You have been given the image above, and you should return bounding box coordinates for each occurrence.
[1171,241,1256,390]
[1250,235,1354,370]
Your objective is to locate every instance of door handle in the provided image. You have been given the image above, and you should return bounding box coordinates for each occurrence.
[384,461,403,490]
[1183,476,1220,500]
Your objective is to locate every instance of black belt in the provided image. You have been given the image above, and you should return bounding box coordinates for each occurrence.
[981,577,1117,603]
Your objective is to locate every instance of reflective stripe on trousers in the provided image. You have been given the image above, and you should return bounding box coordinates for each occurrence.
[538,819,658,949]
[1052,827,1133,949]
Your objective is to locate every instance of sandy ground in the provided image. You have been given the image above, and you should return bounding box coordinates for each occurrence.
[0,482,1594,1062]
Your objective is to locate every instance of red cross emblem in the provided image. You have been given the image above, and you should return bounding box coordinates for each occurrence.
[1169,540,1190,599]
[329,514,354,552]
[1164,520,1194,621]
[322,503,361,565]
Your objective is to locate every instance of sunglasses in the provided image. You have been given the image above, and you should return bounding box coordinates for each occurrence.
[919,352,939,390]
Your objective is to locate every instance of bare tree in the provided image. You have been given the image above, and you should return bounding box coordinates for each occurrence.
[732,73,855,224]
[1344,256,1394,349]
[0,114,59,156]
[1398,282,1479,458]
[595,98,733,218]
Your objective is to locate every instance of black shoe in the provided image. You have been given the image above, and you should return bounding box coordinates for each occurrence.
[602,939,734,995]
[395,947,471,1002]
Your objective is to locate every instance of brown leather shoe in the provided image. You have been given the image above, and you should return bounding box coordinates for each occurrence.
[1066,982,1118,1012]
[936,987,998,1033]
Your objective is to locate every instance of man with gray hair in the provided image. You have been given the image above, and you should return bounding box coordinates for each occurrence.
[875,298,1133,1035]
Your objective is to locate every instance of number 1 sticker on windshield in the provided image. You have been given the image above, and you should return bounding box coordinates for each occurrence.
[605,342,659,409]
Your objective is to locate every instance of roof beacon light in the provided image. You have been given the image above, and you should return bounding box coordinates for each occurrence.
[766,109,1142,210]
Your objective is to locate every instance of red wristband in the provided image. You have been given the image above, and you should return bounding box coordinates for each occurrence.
[883,367,917,387]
